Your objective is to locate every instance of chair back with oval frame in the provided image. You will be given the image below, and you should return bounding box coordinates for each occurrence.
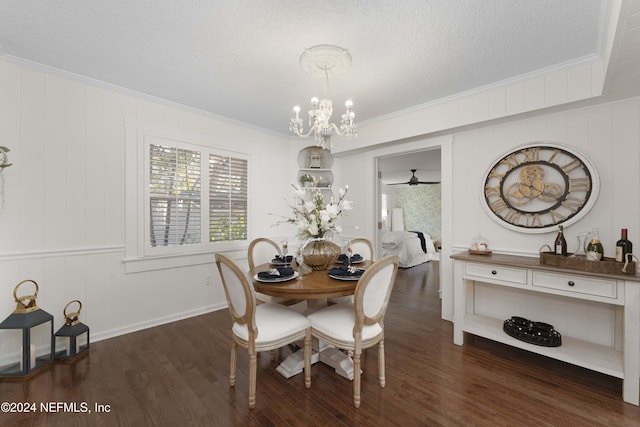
[308,255,398,408]
[215,253,311,409]
[350,237,375,261]
[248,237,282,272]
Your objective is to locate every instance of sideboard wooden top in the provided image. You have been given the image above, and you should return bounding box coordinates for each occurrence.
[450,252,640,283]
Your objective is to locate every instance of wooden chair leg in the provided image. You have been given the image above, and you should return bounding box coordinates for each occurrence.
[270,349,276,362]
[229,339,237,387]
[248,349,257,409]
[378,339,385,388]
[353,352,361,408]
[304,328,311,389]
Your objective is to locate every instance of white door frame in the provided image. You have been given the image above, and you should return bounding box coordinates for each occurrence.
[370,135,454,321]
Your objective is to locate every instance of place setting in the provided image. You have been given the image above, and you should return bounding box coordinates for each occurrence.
[270,255,293,266]
[327,266,365,281]
[254,266,299,283]
[329,239,365,280]
[270,240,293,266]
[335,253,364,265]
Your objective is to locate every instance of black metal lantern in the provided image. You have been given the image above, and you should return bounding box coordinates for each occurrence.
[0,280,54,379]
[55,300,90,361]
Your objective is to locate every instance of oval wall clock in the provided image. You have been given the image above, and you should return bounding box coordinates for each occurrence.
[480,143,599,233]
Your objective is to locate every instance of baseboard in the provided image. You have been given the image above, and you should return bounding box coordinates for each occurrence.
[90,303,227,344]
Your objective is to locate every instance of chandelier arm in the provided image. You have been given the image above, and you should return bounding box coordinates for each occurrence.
[325,123,342,135]
[291,126,317,138]
[291,120,356,138]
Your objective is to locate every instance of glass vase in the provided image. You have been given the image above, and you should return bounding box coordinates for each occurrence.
[301,237,341,271]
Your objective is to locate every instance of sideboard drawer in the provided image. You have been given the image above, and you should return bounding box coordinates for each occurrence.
[465,263,527,285]
[532,271,618,299]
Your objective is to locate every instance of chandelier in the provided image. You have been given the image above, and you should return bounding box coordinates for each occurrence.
[289,45,357,150]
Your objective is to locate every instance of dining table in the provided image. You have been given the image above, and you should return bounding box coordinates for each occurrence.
[251,258,373,380]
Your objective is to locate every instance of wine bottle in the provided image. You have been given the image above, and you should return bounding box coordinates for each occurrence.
[554,225,567,256]
[586,227,604,261]
[616,228,633,262]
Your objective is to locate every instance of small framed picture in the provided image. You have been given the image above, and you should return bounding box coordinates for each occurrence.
[309,150,323,168]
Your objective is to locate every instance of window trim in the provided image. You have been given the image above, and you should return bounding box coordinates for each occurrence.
[124,120,250,273]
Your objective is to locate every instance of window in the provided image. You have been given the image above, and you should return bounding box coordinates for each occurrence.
[125,122,251,272]
[146,138,249,253]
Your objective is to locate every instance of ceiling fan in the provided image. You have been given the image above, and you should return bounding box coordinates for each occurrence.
[389,169,440,186]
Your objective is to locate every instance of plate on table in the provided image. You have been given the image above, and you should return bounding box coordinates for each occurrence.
[254,271,299,283]
[271,255,293,266]
[335,254,364,265]
[328,267,365,281]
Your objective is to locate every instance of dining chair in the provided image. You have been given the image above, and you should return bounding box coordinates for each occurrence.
[307,255,399,408]
[215,253,312,409]
[247,237,301,306]
[350,237,375,261]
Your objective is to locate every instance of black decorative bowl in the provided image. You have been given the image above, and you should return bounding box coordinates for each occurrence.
[503,316,562,347]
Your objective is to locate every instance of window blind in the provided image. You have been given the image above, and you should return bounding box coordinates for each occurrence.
[149,144,202,246]
[209,154,248,242]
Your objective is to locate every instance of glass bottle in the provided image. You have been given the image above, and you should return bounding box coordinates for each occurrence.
[616,228,633,262]
[554,225,567,256]
[586,227,604,261]
[573,232,587,257]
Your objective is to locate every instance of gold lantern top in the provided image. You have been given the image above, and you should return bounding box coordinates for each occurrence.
[12,279,40,314]
[63,300,83,326]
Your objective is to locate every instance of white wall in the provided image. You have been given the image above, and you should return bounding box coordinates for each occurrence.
[0,58,296,358]
[332,98,640,322]
[451,99,640,255]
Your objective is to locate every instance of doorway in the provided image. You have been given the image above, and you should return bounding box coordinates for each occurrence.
[375,148,444,297]
[377,148,442,245]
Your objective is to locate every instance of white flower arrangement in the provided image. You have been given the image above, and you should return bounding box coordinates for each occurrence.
[277,184,352,240]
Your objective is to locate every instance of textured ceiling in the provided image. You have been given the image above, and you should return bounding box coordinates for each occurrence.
[0,0,619,137]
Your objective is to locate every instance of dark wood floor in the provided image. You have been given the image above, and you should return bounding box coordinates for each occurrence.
[2,261,640,426]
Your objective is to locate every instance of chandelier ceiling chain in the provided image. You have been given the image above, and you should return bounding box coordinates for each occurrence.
[289,45,357,151]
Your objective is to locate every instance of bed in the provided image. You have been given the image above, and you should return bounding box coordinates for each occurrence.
[380,230,436,268]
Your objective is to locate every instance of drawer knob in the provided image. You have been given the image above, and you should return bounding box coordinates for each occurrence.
[491,270,497,275]
[568,281,575,287]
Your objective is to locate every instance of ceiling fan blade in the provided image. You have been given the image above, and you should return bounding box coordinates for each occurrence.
[387,181,440,185]
[385,169,440,185]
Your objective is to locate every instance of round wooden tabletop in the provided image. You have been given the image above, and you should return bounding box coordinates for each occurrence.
[251,261,372,300]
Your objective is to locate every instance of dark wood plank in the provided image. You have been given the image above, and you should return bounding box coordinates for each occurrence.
[1,260,640,426]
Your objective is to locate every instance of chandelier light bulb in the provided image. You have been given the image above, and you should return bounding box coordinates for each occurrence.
[345,100,353,108]
[310,97,319,106]
[293,105,300,114]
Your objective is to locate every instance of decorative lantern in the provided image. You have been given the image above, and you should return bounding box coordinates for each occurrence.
[0,280,54,379]
[55,300,90,361]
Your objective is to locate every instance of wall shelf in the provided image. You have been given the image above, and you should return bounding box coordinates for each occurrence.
[297,147,334,198]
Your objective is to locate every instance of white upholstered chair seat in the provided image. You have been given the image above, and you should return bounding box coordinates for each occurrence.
[232,303,311,349]
[306,303,382,346]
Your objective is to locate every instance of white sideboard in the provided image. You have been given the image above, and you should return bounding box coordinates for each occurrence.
[451,252,640,405]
